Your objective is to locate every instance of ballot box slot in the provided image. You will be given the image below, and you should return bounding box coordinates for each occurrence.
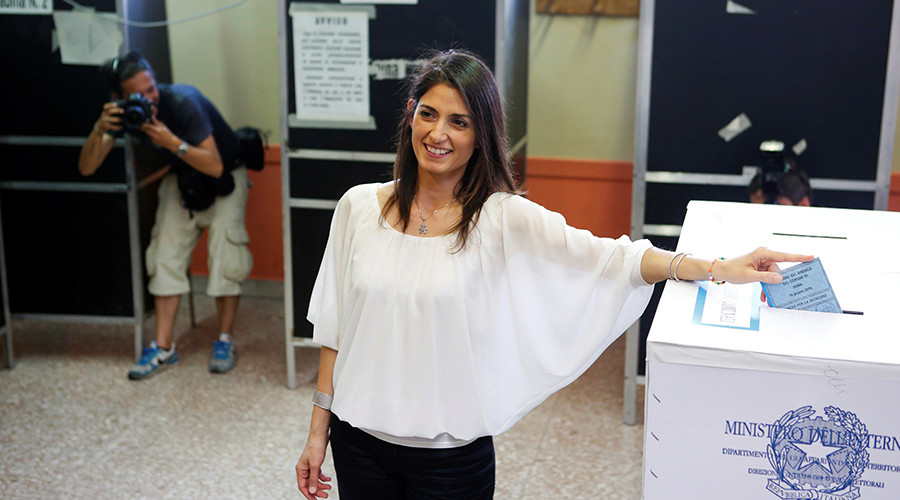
[771,232,848,240]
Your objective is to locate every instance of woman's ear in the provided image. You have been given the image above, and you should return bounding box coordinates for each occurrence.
[406,99,416,129]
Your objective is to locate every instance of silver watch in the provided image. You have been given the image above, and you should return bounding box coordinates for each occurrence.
[176,141,189,157]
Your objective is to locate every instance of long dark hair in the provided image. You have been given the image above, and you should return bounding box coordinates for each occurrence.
[100,51,154,95]
[383,49,522,250]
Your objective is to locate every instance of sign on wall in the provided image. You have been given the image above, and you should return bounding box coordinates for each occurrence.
[289,3,374,129]
[0,0,52,15]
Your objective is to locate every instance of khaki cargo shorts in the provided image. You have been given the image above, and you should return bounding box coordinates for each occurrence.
[146,167,253,297]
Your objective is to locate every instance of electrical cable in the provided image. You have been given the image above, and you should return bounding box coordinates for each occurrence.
[58,0,251,28]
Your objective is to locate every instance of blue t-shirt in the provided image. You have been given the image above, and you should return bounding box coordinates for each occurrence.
[155,83,240,172]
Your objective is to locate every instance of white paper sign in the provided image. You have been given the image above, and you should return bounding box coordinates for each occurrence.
[0,0,53,15]
[369,58,409,81]
[694,282,761,331]
[718,112,752,142]
[292,10,370,122]
[53,10,123,66]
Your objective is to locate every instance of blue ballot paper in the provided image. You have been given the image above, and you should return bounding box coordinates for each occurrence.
[761,257,842,313]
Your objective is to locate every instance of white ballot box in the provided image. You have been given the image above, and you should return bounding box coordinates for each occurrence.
[642,201,900,500]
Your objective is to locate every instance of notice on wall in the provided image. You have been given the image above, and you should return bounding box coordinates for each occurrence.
[369,58,425,81]
[53,10,123,66]
[290,6,373,129]
[0,0,53,15]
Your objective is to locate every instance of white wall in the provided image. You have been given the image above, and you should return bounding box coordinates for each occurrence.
[527,14,639,161]
[165,0,280,137]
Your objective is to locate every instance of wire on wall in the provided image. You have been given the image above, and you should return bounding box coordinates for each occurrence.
[59,0,252,27]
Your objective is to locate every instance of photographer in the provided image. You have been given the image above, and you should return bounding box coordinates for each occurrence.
[79,51,252,380]
[747,140,813,206]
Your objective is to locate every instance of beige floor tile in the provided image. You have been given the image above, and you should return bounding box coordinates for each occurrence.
[0,279,645,499]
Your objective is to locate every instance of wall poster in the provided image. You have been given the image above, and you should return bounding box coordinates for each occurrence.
[289,3,375,129]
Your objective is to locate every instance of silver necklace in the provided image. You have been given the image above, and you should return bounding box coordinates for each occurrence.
[414,197,454,234]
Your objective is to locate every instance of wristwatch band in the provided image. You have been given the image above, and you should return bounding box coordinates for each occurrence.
[176,141,189,157]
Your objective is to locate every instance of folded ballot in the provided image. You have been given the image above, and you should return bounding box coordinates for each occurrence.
[761,257,842,313]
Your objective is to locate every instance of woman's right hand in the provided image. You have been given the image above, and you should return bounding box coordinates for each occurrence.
[296,434,332,499]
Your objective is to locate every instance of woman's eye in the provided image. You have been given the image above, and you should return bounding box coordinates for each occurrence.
[453,119,469,128]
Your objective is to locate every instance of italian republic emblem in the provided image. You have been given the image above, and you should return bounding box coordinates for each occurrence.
[766,405,870,499]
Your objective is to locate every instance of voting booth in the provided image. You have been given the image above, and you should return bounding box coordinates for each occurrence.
[278,0,529,388]
[642,201,900,499]
[624,0,900,425]
[0,1,172,362]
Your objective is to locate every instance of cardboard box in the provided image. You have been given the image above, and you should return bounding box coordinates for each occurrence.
[642,201,900,499]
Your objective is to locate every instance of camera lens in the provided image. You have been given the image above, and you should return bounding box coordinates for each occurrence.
[116,94,151,133]
[123,105,147,126]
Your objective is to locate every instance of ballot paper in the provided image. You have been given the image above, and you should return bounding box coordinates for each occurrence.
[761,258,842,313]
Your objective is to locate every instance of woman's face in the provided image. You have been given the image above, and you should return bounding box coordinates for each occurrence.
[409,83,477,186]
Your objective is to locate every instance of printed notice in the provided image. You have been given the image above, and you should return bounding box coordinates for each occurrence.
[1,0,53,15]
[761,258,842,313]
[292,10,370,123]
[693,282,761,331]
[53,10,123,66]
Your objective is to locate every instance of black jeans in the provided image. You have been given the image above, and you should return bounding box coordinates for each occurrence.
[329,414,495,499]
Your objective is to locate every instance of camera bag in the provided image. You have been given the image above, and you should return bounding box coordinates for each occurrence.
[176,166,235,212]
[236,126,267,171]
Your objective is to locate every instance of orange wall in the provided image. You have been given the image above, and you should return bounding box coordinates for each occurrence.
[524,157,634,238]
[525,161,900,238]
[190,146,283,281]
[191,155,900,281]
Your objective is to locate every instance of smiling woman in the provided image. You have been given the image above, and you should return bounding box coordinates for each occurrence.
[402,83,478,235]
[293,49,810,500]
[408,83,477,187]
[382,49,518,250]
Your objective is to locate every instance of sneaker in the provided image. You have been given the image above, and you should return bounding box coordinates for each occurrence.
[127,341,178,380]
[209,339,235,373]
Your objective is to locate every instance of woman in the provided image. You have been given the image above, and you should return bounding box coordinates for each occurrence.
[295,49,810,499]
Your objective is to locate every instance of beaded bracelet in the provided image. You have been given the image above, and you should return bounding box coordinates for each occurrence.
[708,257,726,285]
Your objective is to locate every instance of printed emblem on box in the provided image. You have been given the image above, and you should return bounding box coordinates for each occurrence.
[766,406,869,499]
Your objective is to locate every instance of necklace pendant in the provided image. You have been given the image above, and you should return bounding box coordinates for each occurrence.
[418,221,428,234]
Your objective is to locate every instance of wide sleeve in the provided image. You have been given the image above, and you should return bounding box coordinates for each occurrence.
[473,194,654,434]
[306,186,358,350]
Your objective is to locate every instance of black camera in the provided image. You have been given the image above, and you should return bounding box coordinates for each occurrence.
[114,93,152,133]
[750,140,810,204]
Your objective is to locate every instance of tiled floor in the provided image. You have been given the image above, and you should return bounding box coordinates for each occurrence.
[0,279,645,499]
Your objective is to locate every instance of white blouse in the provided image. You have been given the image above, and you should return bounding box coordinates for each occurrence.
[308,182,653,446]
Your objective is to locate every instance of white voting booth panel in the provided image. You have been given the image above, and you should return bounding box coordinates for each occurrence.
[643,201,900,500]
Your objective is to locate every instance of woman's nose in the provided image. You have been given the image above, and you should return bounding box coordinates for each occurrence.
[428,121,449,142]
